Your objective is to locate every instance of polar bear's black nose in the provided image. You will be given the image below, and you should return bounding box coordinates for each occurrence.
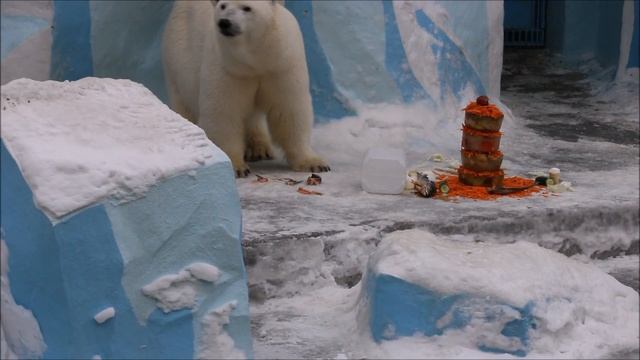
[218,19,232,30]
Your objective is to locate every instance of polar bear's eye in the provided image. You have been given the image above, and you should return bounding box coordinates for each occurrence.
[242,6,252,12]
[220,4,227,10]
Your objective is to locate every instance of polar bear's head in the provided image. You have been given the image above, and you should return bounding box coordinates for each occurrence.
[213,0,283,39]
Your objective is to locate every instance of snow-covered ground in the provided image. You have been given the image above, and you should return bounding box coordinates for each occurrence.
[240,50,639,358]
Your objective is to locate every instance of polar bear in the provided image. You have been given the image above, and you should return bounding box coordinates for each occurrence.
[162,0,330,177]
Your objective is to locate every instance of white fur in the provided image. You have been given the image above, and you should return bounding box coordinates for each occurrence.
[162,0,329,176]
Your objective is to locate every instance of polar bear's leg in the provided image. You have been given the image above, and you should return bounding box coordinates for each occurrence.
[199,76,257,177]
[166,78,194,123]
[203,113,249,177]
[245,113,274,162]
[261,76,330,173]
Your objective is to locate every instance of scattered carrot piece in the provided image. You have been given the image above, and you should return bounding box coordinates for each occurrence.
[297,187,323,196]
[435,175,544,201]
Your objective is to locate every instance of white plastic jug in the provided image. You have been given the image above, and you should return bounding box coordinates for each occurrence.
[361,147,407,195]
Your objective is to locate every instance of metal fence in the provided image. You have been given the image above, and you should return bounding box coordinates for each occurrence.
[504,0,546,48]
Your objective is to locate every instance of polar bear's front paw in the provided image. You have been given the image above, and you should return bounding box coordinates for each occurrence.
[291,156,331,173]
[244,141,274,162]
[234,163,252,178]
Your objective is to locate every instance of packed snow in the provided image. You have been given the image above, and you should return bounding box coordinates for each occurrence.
[0,78,226,220]
[362,229,639,358]
[0,240,46,359]
[197,301,246,360]
[372,230,637,310]
[141,262,220,313]
[186,262,221,283]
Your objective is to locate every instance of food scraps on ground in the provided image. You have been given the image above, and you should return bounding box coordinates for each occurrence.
[306,173,322,185]
[488,184,535,195]
[547,181,574,193]
[253,174,303,185]
[429,153,445,162]
[297,187,323,196]
[438,181,450,195]
[435,174,545,201]
[279,178,303,186]
[255,174,269,183]
[534,176,549,186]
[412,172,437,198]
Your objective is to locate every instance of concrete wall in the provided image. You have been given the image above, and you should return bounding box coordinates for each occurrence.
[546,0,565,52]
[630,0,640,68]
[620,0,639,73]
[546,0,628,70]
[1,0,503,122]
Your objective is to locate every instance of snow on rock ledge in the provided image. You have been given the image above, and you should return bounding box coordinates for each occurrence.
[0,77,224,220]
[142,263,220,313]
[359,230,639,358]
[0,78,251,358]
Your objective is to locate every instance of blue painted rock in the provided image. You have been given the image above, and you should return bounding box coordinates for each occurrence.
[0,78,252,359]
[359,230,639,358]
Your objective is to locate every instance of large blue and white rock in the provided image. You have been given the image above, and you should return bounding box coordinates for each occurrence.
[0,78,251,359]
[359,229,639,358]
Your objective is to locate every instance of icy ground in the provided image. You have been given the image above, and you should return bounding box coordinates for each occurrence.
[238,49,639,359]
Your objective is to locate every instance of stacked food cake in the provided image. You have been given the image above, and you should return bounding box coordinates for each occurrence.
[458,96,505,187]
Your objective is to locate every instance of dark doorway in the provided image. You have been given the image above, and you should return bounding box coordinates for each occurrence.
[504,0,547,48]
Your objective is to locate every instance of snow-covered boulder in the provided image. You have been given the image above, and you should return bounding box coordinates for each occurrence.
[0,78,251,359]
[359,230,639,358]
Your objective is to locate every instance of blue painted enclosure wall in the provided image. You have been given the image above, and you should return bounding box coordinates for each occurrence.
[1,137,252,359]
[1,0,636,118]
[1,142,196,359]
[1,0,504,122]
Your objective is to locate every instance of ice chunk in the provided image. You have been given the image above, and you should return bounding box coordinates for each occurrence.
[186,263,220,283]
[361,147,407,195]
[94,307,115,324]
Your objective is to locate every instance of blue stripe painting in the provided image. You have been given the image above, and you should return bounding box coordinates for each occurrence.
[50,0,93,80]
